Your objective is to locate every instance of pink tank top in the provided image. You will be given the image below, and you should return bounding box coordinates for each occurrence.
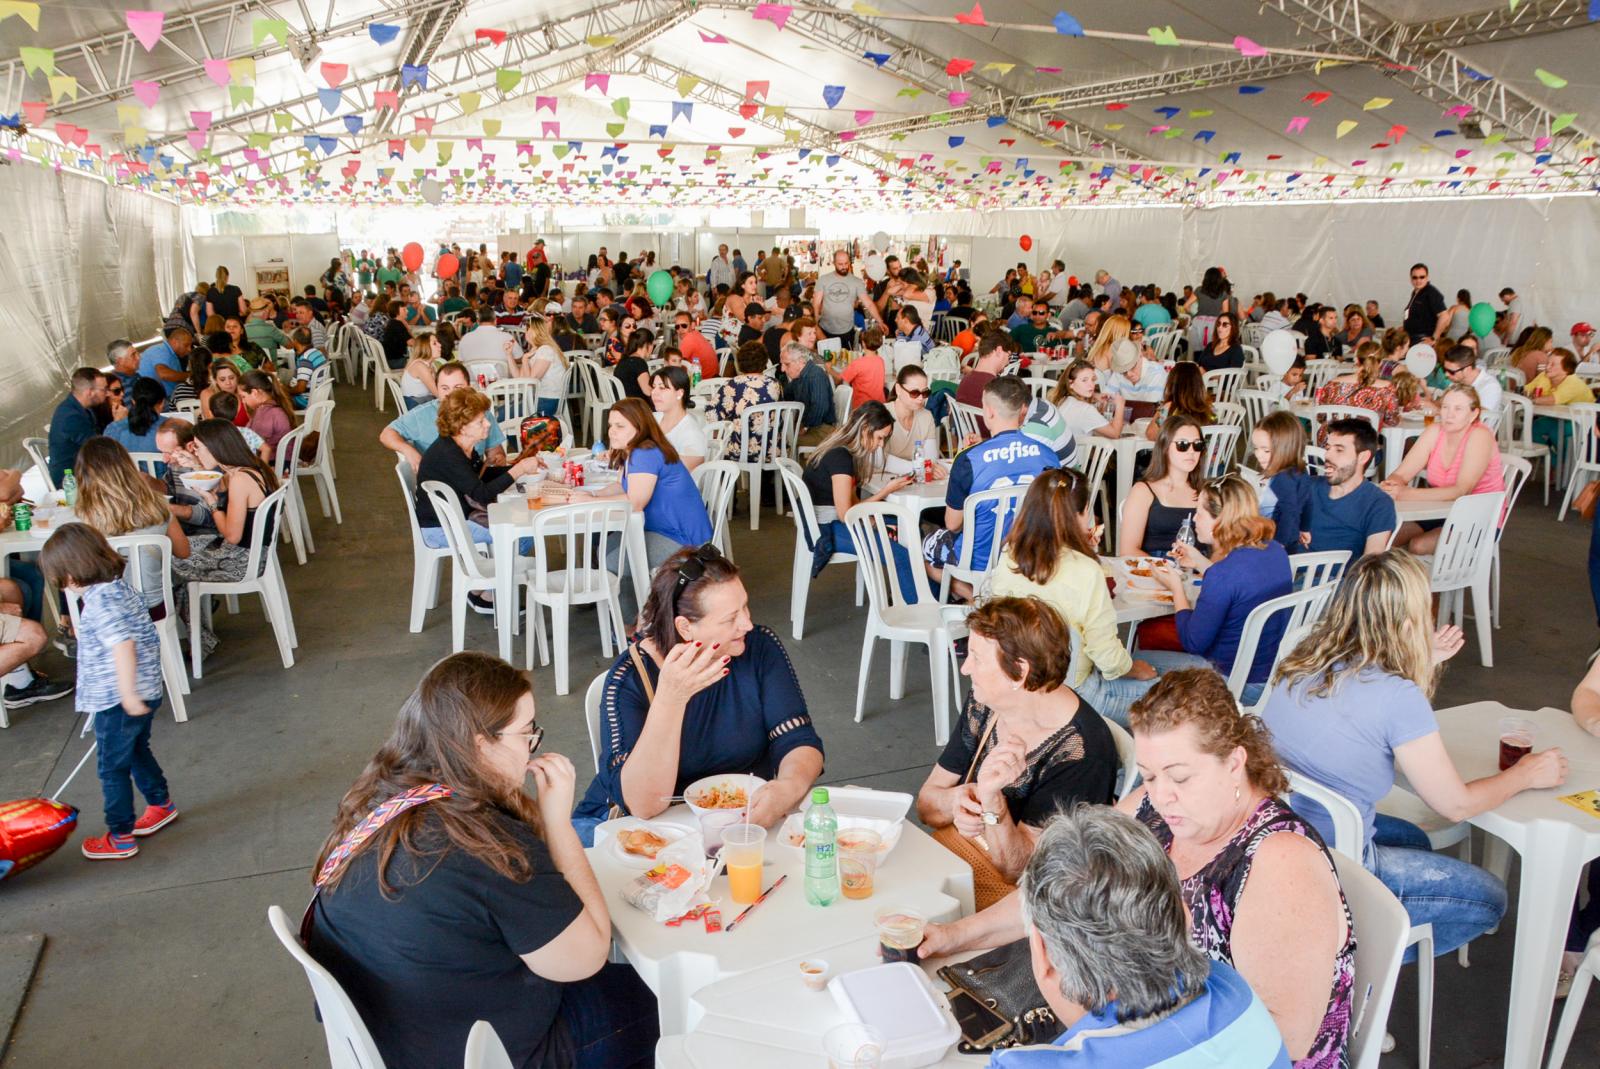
[1425,422,1504,496]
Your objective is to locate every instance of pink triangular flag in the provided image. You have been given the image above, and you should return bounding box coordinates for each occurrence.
[954,2,986,25]
[536,95,557,113]
[949,91,971,106]
[1233,35,1267,57]
[584,73,610,94]
[467,138,483,150]
[752,3,792,30]
[186,131,207,151]
[203,59,230,86]
[699,30,728,43]
[190,110,211,134]
[375,90,399,110]
[414,116,435,134]
[320,62,348,88]
[542,121,560,137]
[132,80,160,107]
[854,109,874,125]
[21,100,46,125]
[745,80,769,101]
[125,10,165,52]
[1444,104,1473,118]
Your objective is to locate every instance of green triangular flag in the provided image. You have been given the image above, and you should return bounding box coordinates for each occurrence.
[229,84,254,106]
[273,112,294,131]
[605,121,625,137]
[459,91,480,115]
[482,119,501,136]
[495,68,520,93]
[252,18,288,46]
[612,97,630,118]
[19,46,52,76]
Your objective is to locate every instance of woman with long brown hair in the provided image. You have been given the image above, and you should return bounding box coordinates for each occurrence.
[307,652,657,1068]
[1143,361,1213,441]
[1121,414,1207,558]
[991,468,1158,726]
[1316,339,1399,437]
[73,437,192,611]
[239,369,293,455]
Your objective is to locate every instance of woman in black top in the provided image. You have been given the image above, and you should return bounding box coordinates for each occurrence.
[308,652,658,1069]
[915,597,1118,884]
[379,296,412,369]
[613,329,654,400]
[205,266,243,321]
[1198,311,1246,372]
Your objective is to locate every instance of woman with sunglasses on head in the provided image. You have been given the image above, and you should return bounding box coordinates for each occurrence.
[573,544,825,843]
[1121,415,1209,559]
[307,652,659,1069]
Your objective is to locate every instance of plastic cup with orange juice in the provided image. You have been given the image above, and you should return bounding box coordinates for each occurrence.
[838,829,882,900]
[721,823,767,905]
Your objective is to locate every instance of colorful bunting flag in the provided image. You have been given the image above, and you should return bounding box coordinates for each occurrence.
[402,64,428,89]
[316,88,341,114]
[252,17,287,46]
[954,3,986,25]
[1363,97,1392,110]
[1535,68,1568,89]
[496,68,521,93]
[0,2,40,31]
[753,3,793,30]
[475,28,507,45]
[18,46,52,76]
[946,58,974,76]
[822,85,845,108]
[204,59,231,85]
[125,11,164,52]
[585,73,610,93]
[1147,26,1178,46]
[1053,11,1083,36]
[1234,36,1267,57]
[369,23,400,45]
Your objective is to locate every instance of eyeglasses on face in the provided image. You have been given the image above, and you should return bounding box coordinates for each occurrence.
[496,724,544,757]
[1172,439,1205,453]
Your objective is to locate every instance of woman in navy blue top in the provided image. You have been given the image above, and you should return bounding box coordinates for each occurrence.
[575,544,824,837]
[1151,474,1292,705]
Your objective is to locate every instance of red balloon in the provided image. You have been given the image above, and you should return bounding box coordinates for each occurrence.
[0,797,78,881]
[1068,275,1079,287]
[1019,235,1033,252]
[437,252,460,279]
[401,241,424,272]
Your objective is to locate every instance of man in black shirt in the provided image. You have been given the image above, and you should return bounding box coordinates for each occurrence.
[738,303,770,348]
[1304,305,1344,359]
[1365,300,1384,329]
[614,252,632,293]
[1402,262,1449,343]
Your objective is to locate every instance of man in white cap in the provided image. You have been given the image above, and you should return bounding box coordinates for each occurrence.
[1105,337,1167,408]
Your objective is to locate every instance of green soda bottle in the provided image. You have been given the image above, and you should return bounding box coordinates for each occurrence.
[803,787,839,907]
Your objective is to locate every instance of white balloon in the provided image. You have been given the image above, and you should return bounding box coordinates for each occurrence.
[1404,343,1437,380]
[419,178,443,205]
[1261,330,1297,375]
[871,231,890,251]
[864,252,886,281]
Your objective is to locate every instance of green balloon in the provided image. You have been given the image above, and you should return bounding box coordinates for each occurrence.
[646,269,674,306]
[1469,301,1495,338]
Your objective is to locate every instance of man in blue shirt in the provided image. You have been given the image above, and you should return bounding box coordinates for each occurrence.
[987,808,1290,1068]
[285,328,328,410]
[137,325,192,397]
[48,367,109,486]
[778,343,836,447]
[1132,286,1172,329]
[378,362,507,471]
[924,376,1058,595]
[1306,418,1396,559]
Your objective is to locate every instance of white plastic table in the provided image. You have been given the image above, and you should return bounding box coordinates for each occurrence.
[1394,701,1600,1069]
[485,495,648,666]
[884,476,948,522]
[655,938,987,1067]
[1392,499,1453,525]
[589,805,974,1034]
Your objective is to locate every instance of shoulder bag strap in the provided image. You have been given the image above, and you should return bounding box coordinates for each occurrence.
[963,710,1003,784]
[628,642,656,704]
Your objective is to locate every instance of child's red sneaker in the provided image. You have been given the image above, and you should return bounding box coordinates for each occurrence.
[132,802,178,837]
[81,832,138,860]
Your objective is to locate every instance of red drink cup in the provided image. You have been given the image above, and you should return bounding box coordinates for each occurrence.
[1498,716,1534,772]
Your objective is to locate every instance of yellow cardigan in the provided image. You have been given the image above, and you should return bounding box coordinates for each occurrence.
[991,547,1132,687]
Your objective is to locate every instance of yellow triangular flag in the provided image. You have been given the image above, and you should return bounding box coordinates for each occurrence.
[48,74,78,103]
[123,125,147,144]
[853,2,882,14]
[0,2,41,31]
[229,57,256,83]
[482,119,501,136]
[118,104,143,127]
[586,34,616,47]
[410,136,426,151]
[1363,97,1391,111]
[459,91,481,115]
[677,74,699,97]
[981,62,1015,75]
[1336,120,1357,138]
[273,112,294,131]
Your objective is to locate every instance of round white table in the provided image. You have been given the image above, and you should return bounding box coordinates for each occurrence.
[589,804,974,1035]
[1393,701,1600,1069]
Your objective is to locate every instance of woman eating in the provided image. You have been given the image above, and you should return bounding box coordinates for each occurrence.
[400,335,440,409]
[648,367,706,472]
[991,469,1158,727]
[1143,361,1213,441]
[73,437,191,612]
[307,652,658,1069]
[1263,551,1565,960]
[1197,311,1245,372]
[915,596,1117,903]
[239,370,294,456]
[1382,383,1505,555]
[1120,415,1207,558]
[574,544,824,838]
[801,403,918,593]
[1150,475,1293,704]
[1050,359,1126,439]
[520,314,568,416]
[883,364,941,461]
[1316,340,1399,439]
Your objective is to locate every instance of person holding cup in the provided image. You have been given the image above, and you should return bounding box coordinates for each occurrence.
[1262,550,1566,960]
[574,544,824,843]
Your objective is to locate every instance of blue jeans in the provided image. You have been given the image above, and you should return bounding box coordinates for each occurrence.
[560,962,659,1069]
[421,522,533,555]
[1371,813,1507,961]
[1134,650,1265,708]
[1075,670,1160,730]
[8,558,43,622]
[536,397,560,417]
[94,699,169,837]
[829,520,919,604]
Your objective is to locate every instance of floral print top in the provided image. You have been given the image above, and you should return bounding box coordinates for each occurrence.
[1137,794,1355,1069]
[711,374,783,460]
[1315,379,1400,444]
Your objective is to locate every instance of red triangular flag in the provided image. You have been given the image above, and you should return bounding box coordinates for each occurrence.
[946,58,974,76]
[475,28,507,45]
[954,3,986,25]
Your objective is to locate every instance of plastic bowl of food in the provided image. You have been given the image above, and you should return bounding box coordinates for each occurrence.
[682,774,766,818]
[1121,557,1168,590]
[179,470,224,493]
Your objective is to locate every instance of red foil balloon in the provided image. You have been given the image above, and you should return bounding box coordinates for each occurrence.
[0,798,78,881]
[1019,235,1033,252]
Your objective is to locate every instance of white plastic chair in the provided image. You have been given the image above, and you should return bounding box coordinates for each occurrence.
[1312,404,1381,437]
[1304,357,1341,391]
[703,420,731,463]
[1203,367,1245,405]
[266,905,386,1069]
[395,459,451,633]
[1200,423,1240,478]
[487,379,539,425]
[832,382,854,422]
[1549,927,1600,1069]
[1304,445,1327,477]
[1426,491,1505,667]
[383,374,407,417]
[1290,549,1350,591]
[420,481,530,654]
[731,401,804,530]
[844,502,967,745]
[923,346,961,385]
[583,671,607,774]
[949,401,984,446]
[1557,402,1600,521]
[174,398,202,418]
[188,486,296,677]
[936,484,1027,603]
[1074,437,1116,551]
[1212,400,1246,430]
[1105,716,1137,802]
[1497,393,1551,506]
[128,451,166,478]
[1020,376,1054,402]
[22,436,54,492]
[1225,584,1338,712]
[273,424,314,565]
[582,366,624,446]
[298,400,343,525]
[692,459,740,560]
[522,501,630,696]
[775,458,861,640]
[463,1020,515,1069]
[1489,454,1530,629]
[934,317,969,344]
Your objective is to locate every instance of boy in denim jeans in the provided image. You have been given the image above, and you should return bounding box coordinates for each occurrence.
[41,524,176,860]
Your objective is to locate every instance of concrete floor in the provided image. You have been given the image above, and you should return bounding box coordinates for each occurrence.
[0,382,1595,1068]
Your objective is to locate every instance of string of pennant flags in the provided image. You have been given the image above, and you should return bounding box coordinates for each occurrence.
[0,1,1593,208]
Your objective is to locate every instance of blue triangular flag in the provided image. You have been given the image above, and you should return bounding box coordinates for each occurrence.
[1053,11,1083,36]
[1015,157,1029,170]
[822,85,845,109]
[1591,0,1600,20]
[369,23,400,45]
[1197,167,1211,178]
[798,148,810,159]
[648,124,667,137]
[1238,85,1264,94]
[1223,151,1241,164]
[602,145,619,158]
[317,87,342,114]
[1434,129,1455,137]
[672,101,694,122]
[864,51,890,67]
[1097,164,1114,179]
[318,136,337,154]
[948,136,965,147]
[344,115,364,134]
[1537,153,1552,164]
[157,153,172,168]
[986,115,1007,128]
[303,135,321,152]
[825,155,840,166]
[1155,106,1181,119]
[401,64,428,89]
[1194,130,1215,142]
[567,140,581,153]
[1463,67,1491,81]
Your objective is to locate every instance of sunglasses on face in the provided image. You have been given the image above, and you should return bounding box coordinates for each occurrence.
[901,387,931,398]
[1411,274,1427,281]
[496,724,544,757]
[1173,439,1204,452]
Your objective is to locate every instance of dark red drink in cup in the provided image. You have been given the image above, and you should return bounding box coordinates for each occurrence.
[1498,716,1534,772]
[875,906,926,964]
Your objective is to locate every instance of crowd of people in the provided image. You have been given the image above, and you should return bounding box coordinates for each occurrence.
[12,237,1600,1069]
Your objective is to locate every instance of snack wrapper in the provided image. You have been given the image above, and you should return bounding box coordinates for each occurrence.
[621,832,716,922]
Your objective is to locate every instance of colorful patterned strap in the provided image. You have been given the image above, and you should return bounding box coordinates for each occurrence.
[313,783,452,888]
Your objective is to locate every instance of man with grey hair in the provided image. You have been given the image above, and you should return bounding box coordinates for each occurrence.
[989,807,1289,1066]
[1093,269,1121,309]
[778,342,836,446]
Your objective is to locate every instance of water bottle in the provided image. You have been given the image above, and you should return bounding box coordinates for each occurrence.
[1171,515,1196,563]
[691,365,701,390]
[803,787,839,907]
[62,468,77,509]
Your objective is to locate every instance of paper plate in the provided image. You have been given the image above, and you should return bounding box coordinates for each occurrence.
[607,819,688,869]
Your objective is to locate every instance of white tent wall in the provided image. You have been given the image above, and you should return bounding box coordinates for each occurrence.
[0,163,189,467]
[908,196,1600,340]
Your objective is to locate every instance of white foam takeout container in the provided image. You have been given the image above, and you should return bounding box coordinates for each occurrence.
[828,962,960,1069]
[779,786,912,859]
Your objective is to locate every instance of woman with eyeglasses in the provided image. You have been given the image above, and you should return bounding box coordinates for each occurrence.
[574,544,825,841]
[1121,415,1209,559]
[307,652,659,1069]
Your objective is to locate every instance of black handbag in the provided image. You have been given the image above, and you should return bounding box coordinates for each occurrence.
[938,940,1058,1052]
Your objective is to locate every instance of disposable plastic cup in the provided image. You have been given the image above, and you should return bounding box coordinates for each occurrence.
[1498,716,1534,771]
[721,823,766,905]
[838,829,882,900]
[824,1023,884,1069]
